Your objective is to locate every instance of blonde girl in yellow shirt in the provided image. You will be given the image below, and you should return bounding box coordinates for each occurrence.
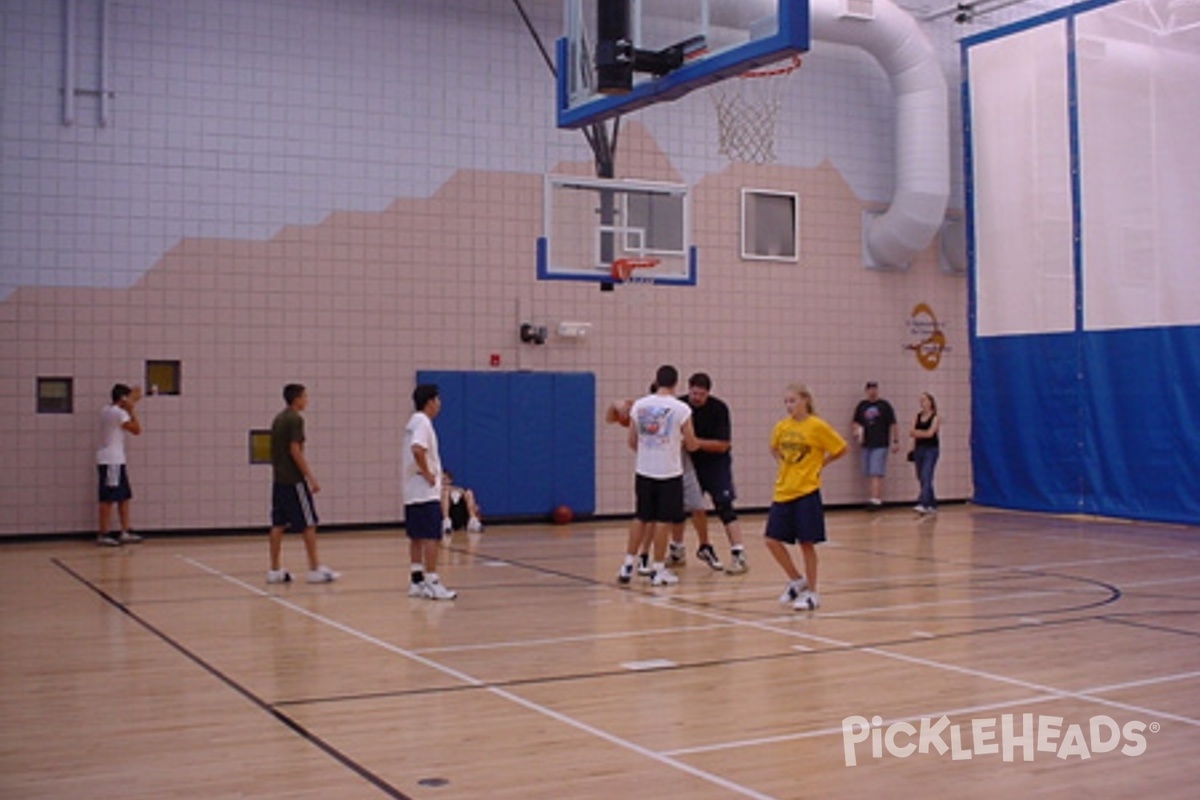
[765,383,847,610]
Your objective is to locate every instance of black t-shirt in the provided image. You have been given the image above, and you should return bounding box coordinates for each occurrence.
[684,395,732,467]
[853,399,896,449]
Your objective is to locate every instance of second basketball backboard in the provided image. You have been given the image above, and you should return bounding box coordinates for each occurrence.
[538,174,696,285]
[557,0,809,129]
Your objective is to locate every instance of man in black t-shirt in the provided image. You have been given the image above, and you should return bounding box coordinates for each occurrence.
[851,381,898,508]
[677,373,749,574]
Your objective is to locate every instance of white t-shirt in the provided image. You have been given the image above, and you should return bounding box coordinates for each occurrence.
[96,404,131,465]
[402,411,441,505]
[630,393,692,479]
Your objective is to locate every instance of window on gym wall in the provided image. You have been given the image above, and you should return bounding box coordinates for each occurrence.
[741,189,799,262]
[36,377,74,414]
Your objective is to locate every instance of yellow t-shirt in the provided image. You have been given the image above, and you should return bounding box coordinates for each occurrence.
[770,414,847,502]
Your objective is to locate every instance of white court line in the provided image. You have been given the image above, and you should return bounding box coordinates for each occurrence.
[629,593,1200,732]
[824,551,1200,589]
[663,667,1200,757]
[1117,574,1200,590]
[662,694,1062,756]
[415,620,739,655]
[816,585,1104,619]
[180,556,780,800]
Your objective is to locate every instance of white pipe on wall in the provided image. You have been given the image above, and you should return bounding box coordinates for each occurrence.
[63,0,76,126]
[99,0,109,127]
[809,0,950,268]
[643,0,950,268]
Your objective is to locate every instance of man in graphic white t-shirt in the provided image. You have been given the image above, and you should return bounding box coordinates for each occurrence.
[96,383,143,547]
[616,365,699,587]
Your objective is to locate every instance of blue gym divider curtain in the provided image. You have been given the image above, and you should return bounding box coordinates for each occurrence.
[964,0,1200,525]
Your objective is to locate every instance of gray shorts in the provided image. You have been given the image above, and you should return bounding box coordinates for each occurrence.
[861,447,888,477]
[682,456,704,512]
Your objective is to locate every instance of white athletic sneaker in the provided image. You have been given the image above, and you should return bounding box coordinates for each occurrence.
[724,552,748,575]
[467,517,483,533]
[913,504,928,514]
[650,568,680,586]
[617,562,634,584]
[118,531,143,544]
[793,591,820,611]
[441,518,453,534]
[778,578,809,605]
[425,578,458,600]
[267,569,293,584]
[96,535,121,547]
[636,553,654,576]
[306,565,340,583]
[408,581,430,598]
[666,543,687,567]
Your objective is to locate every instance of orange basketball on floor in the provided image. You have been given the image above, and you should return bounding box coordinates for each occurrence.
[552,505,573,525]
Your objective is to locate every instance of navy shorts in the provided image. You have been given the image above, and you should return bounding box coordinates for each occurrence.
[635,474,685,524]
[271,482,318,532]
[764,490,827,545]
[406,499,442,540]
[97,465,132,503]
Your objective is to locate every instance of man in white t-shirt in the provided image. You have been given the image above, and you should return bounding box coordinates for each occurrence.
[96,383,143,546]
[616,366,699,587]
[402,384,456,600]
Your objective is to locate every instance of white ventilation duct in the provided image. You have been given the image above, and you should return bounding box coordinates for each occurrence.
[809,0,950,268]
[640,0,950,268]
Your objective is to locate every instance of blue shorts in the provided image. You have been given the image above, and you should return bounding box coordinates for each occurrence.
[97,465,132,503]
[765,490,827,545]
[861,447,888,477]
[272,482,318,532]
[635,474,685,524]
[405,499,443,540]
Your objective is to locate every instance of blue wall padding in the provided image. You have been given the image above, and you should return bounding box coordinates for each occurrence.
[415,370,595,517]
[972,327,1200,525]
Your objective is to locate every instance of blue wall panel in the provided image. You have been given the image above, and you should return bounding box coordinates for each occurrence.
[971,327,1200,525]
[415,371,595,518]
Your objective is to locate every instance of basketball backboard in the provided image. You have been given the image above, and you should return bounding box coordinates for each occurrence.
[538,174,696,285]
[557,0,809,129]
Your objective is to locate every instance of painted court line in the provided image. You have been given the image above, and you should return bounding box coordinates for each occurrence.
[415,621,738,655]
[180,556,781,800]
[634,592,1200,732]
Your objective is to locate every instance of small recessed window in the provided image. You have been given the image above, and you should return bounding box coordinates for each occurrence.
[249,430,272,464]
[145,360,181,396]
[37,377,74,414]
[741,189,799,262]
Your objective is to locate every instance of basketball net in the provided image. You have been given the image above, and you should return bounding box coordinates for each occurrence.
[610,257,659,306]
[710,55,802,165]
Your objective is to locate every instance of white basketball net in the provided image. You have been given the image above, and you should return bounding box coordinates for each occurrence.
[710,56,802,165]
[611,258,658,307]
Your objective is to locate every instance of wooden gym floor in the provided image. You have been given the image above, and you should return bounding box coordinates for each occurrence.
[2,505,1198,799]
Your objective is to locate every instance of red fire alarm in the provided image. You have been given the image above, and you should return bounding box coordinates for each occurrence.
[490,353,501,367]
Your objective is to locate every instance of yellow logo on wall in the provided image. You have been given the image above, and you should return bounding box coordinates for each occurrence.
[905,303,948,371]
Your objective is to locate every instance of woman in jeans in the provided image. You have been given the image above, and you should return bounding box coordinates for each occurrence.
[909,393,940,515]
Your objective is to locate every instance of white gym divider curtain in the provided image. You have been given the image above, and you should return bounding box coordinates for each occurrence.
[964,0,1200,524]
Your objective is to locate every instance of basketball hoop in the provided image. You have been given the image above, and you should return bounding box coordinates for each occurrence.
[710,55,802,164]
[610,257,660,282]
[610,257,659,306]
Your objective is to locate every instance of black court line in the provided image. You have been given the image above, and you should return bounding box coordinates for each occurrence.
[1097,612,1200,641]
[462,534,1126,623]
[51,557,414,800]
[269,609,1132,711]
